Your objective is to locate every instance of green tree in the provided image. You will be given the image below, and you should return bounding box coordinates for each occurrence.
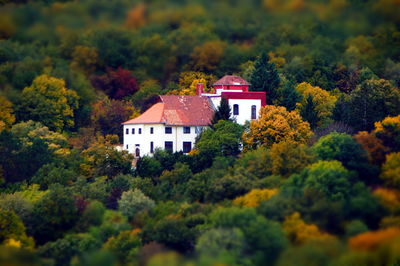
[211,97,231,125]
[209,207,287,265]
[18,75,79,132]
[278,80,301,111]
[102,230,141,264]
[118,189,155,220]
[380,152,400,188]
[28,185,79,244]
[312,132,377,182]
[300,95,319,129]
[347,79,400,131]
[250,52,281,105]
[0,209,34,248]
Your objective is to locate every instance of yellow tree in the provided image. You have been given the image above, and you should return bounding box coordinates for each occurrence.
[190,40,226,72]
[243,105,312,150]
[70,45,99,76]
[295,82,337,127]
[233,188,278,207]
[380,152,400,188]
[20,75,79,132]
[269,140,315,177]
[168,71,216,95]
[374,115,400,152]
[0,96,15,132]
[283,212,334,244]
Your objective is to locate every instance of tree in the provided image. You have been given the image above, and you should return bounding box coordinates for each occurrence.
[91,68,139,100]
[295,82,337,128]
[211,97,231,125]
[103,230,141,264]
[233,188,278,207]
[346,79,400,131]
[209,207,287,265]
[250,52,281,104]
[190,40,226,72]
[0,96,15,132]
[0,209,34,248]
[91,98,138,138]
[380,152,400,188]
[18,75,79,132]
[354,131,389,165]
[278,80,301,111]
[300,95,319,129]
[312,132,376,181]
[70,45,98,76]
[269,141,315,178]
[118,189,155,220]
[283,212,334,244]
[291,160,353,201]
[349,227,400,251]
[195,120,243,167]
[27,185,79,244]
[374,115,400,152]
[195,228,248,265]
[242,105,312,151]
[81,135,134,178]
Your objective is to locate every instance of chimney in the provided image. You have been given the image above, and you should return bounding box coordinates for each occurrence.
[196,83,204,96]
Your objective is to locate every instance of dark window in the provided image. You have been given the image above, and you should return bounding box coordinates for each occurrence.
[165,141,173,152]
[126,144,128,149]
[150,127,154,134]
[132,128,135,134]
[139,128,142,134]
[126,128,129,134]
[251,105,257,120]
[183,127,191,134]
[183,142,192,153]
[165,127,172,134]
[233,104,239,115]
[150,142,154,153]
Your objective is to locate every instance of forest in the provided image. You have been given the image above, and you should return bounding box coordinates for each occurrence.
[0,0,400,265]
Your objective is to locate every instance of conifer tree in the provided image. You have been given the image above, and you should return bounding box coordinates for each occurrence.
[300,95,319,129]
[279,81,301,111]
[211,97,231,125]
[250,52,281,105]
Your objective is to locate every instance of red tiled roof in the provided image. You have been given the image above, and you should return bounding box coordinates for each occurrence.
[122,95,214,126]
[213,75,250,86]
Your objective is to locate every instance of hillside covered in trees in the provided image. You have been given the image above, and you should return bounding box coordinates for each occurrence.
[1,0,400,265]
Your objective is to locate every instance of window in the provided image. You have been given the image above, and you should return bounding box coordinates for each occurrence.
[165,141,173,152]
[251,105,257,120]
[183,142,192,153]
[165,127,172,134]
[150,141,154,153]
[195,126,203,134]
[126,144,128,149]
[150,127,154,134]
[233,104,239,115]
[126,128,129,134]
[132,128,135,134]
[183,127,191,134]
[139,128,142,134]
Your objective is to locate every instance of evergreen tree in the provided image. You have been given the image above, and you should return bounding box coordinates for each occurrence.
[211,97,231,125]
[300,95,319,129]
[250,52,281,105]
[279,81,301,111]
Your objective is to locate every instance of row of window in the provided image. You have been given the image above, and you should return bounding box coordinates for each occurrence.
[126,141,192,154]
[232,104,257,120]
[126,126,192,135]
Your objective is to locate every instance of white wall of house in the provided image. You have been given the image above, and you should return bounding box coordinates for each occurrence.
[123,123,204,157]
[228,99,262,125]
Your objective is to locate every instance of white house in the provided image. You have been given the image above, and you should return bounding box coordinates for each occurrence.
[122,75,266,157]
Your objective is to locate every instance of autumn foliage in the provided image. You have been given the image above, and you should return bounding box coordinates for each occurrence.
[349,227,400,251]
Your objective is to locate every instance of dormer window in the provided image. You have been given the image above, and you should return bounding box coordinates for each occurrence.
[233,104,239,115]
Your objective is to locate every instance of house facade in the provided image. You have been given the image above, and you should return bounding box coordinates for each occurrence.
[122,75,266,157]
